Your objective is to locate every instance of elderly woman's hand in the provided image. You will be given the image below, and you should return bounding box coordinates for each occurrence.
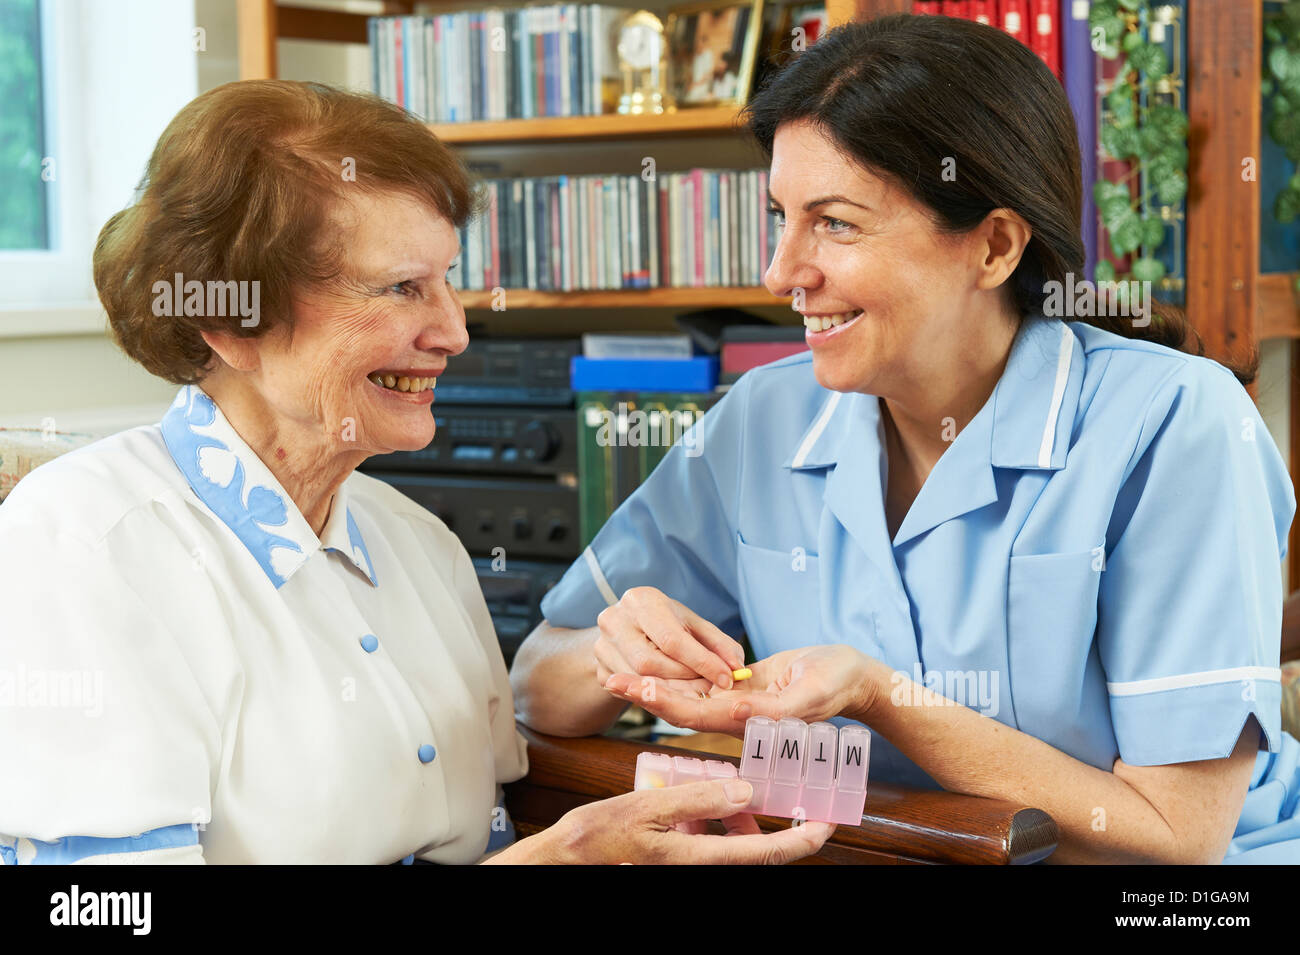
[493,778,834,864]
[602,644,887,736]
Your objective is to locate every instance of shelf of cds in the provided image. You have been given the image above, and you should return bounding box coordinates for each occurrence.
[369,5,634,124]
[449,168,786,307]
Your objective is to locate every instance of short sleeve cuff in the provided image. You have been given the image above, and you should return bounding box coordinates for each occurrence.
[1109,675,1282,766]
[539,546,618,630]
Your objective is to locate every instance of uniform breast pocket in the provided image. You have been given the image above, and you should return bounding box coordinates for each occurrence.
[735,531,821,659]
[1006,549,1104,748]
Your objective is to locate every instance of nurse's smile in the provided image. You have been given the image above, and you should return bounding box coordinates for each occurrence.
[802,308,864,343]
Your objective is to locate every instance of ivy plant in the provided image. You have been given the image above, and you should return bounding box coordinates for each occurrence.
[1088,0,1187,293]
[1263,1,1300,292]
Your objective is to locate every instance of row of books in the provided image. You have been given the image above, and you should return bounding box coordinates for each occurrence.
[918,0,1187,304]
[368,5,628,123]
[912,1,1064,78]
[451,169,779,292]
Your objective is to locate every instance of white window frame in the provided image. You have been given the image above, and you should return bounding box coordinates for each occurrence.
[0,0,198,337]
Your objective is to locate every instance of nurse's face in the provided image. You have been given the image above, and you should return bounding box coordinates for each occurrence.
[257,191,468,456]
[763,119,1002,397]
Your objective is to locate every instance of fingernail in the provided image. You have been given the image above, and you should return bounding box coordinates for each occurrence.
[717,674,733,690]
[731,702,752,721]
[724,779,753,804]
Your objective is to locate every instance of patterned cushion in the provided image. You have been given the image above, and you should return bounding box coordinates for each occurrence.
[0,428,96,502]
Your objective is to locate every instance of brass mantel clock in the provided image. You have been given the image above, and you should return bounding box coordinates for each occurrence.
[617,11,667,115]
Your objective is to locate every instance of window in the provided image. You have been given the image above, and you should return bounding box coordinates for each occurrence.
[0,0,198,330]
[0,0,50,252]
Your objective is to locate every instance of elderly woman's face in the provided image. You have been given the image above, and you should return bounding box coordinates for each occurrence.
[764,120,985,397]
[263,192,468,456]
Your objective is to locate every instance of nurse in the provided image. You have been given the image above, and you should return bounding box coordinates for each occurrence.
[511,15,1300,864]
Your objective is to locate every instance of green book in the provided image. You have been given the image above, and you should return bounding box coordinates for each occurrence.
[576,391,719,548]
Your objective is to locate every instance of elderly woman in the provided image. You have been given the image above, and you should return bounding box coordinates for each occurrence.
[0,80,831,865]
[513,15,1300,864]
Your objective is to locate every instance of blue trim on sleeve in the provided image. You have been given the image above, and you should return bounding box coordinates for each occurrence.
[18,824,199,864]
[1110,679,1282,766]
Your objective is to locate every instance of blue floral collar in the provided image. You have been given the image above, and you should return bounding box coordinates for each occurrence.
[160,384,378,589]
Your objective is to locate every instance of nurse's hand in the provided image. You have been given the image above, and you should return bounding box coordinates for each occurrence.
[520,778,835,864]
[602,644,885,736]
[593,586,747,693]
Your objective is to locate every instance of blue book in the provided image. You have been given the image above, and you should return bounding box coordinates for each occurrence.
[1061,0,1096,280]
[402,17,412,111]
[571,357,719,393]
[545,19,559,116]
[368,18,379,98]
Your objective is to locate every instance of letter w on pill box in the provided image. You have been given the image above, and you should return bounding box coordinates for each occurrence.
[633,716,870,825]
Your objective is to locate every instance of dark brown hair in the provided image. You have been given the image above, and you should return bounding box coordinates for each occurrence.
[741,14,1257,385]
[93,80,483,384]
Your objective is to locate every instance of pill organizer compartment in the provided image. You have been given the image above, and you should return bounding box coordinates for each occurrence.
[632,715,870,825]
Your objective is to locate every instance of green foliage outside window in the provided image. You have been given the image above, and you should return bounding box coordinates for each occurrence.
[0,0,49,251]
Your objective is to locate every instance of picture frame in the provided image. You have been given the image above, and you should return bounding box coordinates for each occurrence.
[664,0,765,109]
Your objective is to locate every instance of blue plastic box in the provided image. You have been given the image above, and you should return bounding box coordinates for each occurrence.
[570,356,718,393]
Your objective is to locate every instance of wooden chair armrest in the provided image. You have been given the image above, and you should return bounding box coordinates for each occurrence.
[503,727,1058,865]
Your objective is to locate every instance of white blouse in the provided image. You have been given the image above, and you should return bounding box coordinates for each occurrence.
[0,384,529,864]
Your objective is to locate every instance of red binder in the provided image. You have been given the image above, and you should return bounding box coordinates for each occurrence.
[968,0,995,25]
[940,1,969,16]
[912,2,942,13]
[999,0,1029,41]
[1030,0,1061,79]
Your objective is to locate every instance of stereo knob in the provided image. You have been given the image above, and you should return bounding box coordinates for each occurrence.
[518,421,559,462]
[546,520,568,543]
[512,515,533,540]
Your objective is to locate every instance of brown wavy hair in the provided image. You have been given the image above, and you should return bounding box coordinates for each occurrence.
[741,14,1257,385]
[93,80,483,384]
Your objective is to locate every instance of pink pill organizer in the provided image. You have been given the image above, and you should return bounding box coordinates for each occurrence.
[633,716,871,825]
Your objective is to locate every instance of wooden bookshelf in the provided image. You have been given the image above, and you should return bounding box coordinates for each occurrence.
[1259,272,1300,340]
[429,106,745,144]
[456,286,791,309]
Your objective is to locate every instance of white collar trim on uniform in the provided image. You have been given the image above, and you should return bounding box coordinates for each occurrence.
[160,384,378,589]
[783,314,1085,474]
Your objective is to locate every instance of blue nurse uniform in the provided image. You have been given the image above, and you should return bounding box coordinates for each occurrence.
[540,314,1300,863]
